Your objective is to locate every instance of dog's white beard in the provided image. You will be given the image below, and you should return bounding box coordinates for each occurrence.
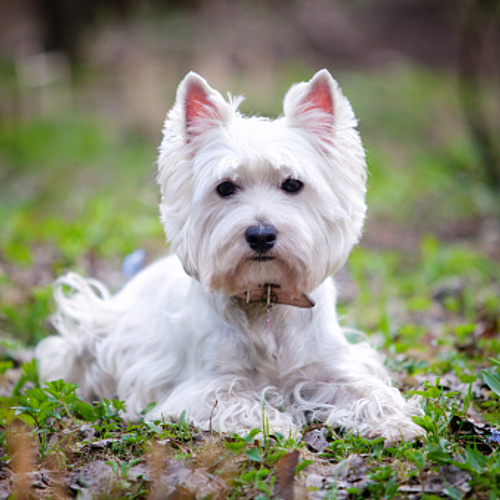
[204,253,305,296]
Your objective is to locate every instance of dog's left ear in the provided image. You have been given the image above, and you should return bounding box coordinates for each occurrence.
[283,69,335,144]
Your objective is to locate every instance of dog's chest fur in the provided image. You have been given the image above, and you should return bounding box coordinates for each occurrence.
[237,303,309,383]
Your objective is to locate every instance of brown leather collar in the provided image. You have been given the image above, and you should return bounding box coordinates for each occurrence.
[234,284,315,309]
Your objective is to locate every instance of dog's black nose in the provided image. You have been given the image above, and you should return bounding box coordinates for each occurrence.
[245,224,277,254]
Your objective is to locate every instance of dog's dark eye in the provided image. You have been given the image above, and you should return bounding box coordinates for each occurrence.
[281,178,304,194]
[216,181,238,198]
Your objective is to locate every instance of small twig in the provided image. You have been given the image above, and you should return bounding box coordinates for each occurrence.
[209,399,218,440]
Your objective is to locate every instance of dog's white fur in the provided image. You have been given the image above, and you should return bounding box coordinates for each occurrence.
[36,70,423,441]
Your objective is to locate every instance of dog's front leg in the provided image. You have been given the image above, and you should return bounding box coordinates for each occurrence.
[146,377,298,436]
[307,340,424,443]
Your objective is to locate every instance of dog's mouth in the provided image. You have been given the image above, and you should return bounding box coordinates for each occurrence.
[251,256,276,262]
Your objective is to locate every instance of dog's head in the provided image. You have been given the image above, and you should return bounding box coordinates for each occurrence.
[158,70,367,297]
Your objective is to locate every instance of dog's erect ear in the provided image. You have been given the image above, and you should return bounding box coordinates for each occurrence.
[180,72,223,140]
[283,69,335,143]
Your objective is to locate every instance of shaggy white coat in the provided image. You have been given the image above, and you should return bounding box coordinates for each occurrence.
[36,70,423,441]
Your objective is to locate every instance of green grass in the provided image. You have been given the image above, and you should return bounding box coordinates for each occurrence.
[2,368,499,497]
[0,114,162,266]
[0,66,499,497]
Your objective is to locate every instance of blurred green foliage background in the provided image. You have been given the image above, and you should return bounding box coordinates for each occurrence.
[0,0,499,345]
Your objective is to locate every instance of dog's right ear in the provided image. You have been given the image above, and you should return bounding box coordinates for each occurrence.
[180,72,223,140]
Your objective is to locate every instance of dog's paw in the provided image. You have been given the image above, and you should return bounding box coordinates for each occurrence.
[378,420,425,446]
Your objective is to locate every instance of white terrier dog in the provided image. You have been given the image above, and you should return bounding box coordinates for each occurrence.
[36,70,422,441]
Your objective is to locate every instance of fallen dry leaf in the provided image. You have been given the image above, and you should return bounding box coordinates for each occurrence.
[275,450,299,499]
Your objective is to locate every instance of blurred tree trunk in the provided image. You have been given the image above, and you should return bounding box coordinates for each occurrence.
[35,0,132,65]
[458,0,500,191]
